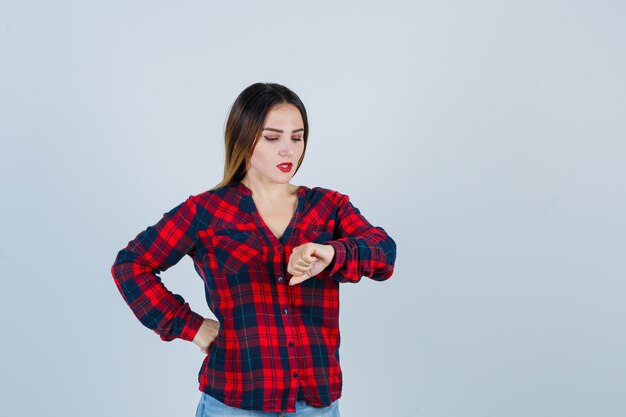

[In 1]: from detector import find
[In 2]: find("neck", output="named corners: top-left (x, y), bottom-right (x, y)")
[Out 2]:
top-left (241, 178), bottom-right (296, 201)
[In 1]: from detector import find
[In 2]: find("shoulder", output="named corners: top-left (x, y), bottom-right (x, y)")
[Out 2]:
top-left (192, 183), bottom-right (237, 204)
top-left (172, 184), bottom-right (237, 220)
top-left (306, 185), bottom-right (350, 207)
top-left (310, 185), bottom-right (343, 197)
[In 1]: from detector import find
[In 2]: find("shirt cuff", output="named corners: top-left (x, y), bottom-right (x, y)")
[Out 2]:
top-left (316, 240), bottom-right (346, 280)
top-left (171, 311), bottom-right (205, 342)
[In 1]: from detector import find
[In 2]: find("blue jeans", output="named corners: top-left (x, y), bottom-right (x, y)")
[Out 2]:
top-left (195, 392), bottom-right (341, 417)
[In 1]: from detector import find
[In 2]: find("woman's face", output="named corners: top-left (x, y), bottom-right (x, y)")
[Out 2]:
top-left (246, 103), bottom-right (305, 186)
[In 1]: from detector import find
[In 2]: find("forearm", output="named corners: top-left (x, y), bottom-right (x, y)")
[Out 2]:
top-left (110, 195), bottom-right (204, 341)
top-left (316, 228), bottom-right (397, 283)
top-left (111, 253), bottom-right (204, 341)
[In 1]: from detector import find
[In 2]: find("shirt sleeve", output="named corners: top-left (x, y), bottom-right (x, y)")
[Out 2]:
top-left (316, 193), bottom-right (397, 283)
top-left (110, 195), bottom-right (204, 342)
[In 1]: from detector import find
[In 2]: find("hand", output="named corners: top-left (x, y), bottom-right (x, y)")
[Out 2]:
top-left (287, 243), bottom-right (335, 286)
top-left (192, 318), bottom-right (220, 354)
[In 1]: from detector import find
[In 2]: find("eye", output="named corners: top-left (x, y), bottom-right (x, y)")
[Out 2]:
top-left (264, 136), bottom-right (279, 141)
top-left (292, 137), bottom-right (302, 141)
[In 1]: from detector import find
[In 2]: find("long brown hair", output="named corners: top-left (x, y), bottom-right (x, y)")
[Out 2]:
top-left (210, 82), bottom-right (309, 191)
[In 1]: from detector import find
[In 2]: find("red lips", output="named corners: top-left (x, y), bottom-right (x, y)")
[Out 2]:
top-left (277, 162), bottom-right (292, 172)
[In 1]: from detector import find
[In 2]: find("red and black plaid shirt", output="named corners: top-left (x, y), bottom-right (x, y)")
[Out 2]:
top-left (110, 181), bottom-right (397, 412)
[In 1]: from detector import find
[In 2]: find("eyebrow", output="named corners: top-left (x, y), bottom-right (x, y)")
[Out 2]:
top-left (263, 127), bottom-right (305, 133)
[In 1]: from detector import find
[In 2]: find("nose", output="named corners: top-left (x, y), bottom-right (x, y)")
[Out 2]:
top-left (279, 142), bottom-right (295, 157)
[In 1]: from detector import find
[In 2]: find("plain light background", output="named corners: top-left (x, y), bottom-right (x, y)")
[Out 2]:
top-left (1, 1), bottom-right (625, 416)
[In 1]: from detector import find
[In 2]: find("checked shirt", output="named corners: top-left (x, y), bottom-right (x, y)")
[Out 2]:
top-left (111, 181), bottom-right (397, 412)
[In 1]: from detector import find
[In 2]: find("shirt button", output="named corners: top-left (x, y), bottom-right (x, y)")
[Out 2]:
top-left (283, 308), bottom-right (288, 315)
top-left (292, 372), bottom-right (298, 378)
top-left (288, 341), bottom-right (294, 347)
top-left (277, 276), bottom-right (284, 283)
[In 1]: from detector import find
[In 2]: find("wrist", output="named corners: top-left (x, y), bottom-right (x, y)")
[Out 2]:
top-left (326, 244), bottom-right (336, 262)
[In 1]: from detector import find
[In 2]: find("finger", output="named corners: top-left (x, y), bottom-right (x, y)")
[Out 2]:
top-left (288, 264), bottom-right (309, 275)
top-left (301, 246), bottom-right (317, 263)
top-left (289, 275), bottom-right (304, 286)
top-left (296, 258), bottom-right (312, 268)
top-left (290, 249), bottom-right (313, 266)
top-left (289, 271), bottom-right (311, 286)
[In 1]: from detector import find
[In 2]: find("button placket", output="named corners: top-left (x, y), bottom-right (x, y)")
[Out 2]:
top-left (261, 211), bottom-right (300, 412)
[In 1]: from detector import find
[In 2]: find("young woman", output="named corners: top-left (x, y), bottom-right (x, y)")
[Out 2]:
top-left (111, 82), bottom-right (397, 416)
